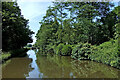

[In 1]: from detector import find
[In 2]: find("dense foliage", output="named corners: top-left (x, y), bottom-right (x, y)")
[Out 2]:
top-left (35, 2), bottom-right (119, 68)
top-left (2, 2), bottom-right (34, 51)
top-left (55, 44), bottom-right (72, 56)
top-left (36, 2), bottom-right (118, 52)
top-left (89, 40), bottom-right (120, 69)
top-left (71, 43), bottom-right (95, 60)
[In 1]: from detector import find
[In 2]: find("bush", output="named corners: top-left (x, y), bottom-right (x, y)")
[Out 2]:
top-left (55, 43), bottom-right (73, 56)
top-left (10, 48), bottom-right (28, 57)
top-left (61, 45), bottom-right (72, 56)
top-left (89, 39), bottom-right (120, 69)
top-left (71, 42), bottom-right (95, 60)
top-left (56, 43), bottom-right (64, 55)
top-left (1, 52), bottom-right (11, 61)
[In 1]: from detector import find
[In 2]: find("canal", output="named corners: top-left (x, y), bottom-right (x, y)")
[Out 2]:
top-left (2, 50), bottom-right (119, 78)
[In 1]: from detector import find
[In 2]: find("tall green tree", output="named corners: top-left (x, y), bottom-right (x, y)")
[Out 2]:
top-left (2, 2), bottom-right (34, 51)
top-left (62, 19), bottom-right (72, 44)
top-left (35, 2), bottom-right (117, 52)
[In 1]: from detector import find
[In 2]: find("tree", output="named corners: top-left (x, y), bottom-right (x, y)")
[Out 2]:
top-left (2, 2), bottom-right (34, 51)
top-left (35, 2), bottom-right (117, 53)
top-left (62, 19), bottom-right (72, 44)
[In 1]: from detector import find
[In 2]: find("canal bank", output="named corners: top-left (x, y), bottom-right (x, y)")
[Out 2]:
top-left (1, 49), bottom-right (28, 64)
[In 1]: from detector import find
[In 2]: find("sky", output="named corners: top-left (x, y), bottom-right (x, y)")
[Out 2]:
top-left (17, 1), bottom-right (119, 44)
top-left (17, 1), bottom-right (53, 44)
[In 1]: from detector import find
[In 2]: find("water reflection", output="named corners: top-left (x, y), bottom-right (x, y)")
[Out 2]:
top-left (26, 50), bottom-right (42, 78)
top-left (2, 57), bottom-right (32, 78)
top-left (2, 50), bottom-right (119, 78)
top-left (36, 54), bottom-right (119, 78)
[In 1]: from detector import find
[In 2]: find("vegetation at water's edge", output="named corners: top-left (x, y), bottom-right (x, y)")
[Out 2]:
top-left (0, 52), bottom-right (11, 62)
top-left (1, 2), bottom-right (34, 62)
top-left (1, 49), bottom-right (28, 63)
top-left (89, 40), bottom-right (120, 69)
top-left (35, 2), bottom-right (120, 69)
top-left (71, 39), bottom-right (120, 69)
top-left (1, 1), bottom-right (119, 69)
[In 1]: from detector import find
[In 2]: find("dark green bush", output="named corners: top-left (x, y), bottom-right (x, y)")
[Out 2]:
top-left (56, 43), bottom-right (64, 55)
top-left (55, 43), bottom-right (73, 56)
top-left (61, 45), bottom-right (72, 56)
top-left (71, 39), bottom-right (119, 69)
top-left (71, 42), bottom-right (95, 60)
top-left (10, 48), bottom-right (28, 57)
top-left (89, 39), bottom-right (120, 69)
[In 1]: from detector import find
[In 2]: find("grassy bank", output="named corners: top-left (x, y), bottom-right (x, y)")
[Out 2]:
top-left (0, 52), bottom-right (11, 63)
top-left (1, 48), bottom-right (28, 63)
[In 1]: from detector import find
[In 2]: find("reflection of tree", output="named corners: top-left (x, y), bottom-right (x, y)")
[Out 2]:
top-left (36, 54), bottom-right (73, 78)
top-left (71, 60), bottom-right (118, 78)
top-left (2, 58), bottom-right (33, 78)
top-left (36, 54), bottom-right (118, 78)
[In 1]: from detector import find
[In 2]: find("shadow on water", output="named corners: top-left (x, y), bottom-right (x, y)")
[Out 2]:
top-left (2, 57), bottom-right (33, 78)
top-left (2, 50), bottom-right (119, 78)
top-left (2, 50), bottom-right (34, 78)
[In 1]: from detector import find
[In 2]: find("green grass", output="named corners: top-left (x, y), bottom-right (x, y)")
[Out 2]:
top-left (0, 52), bottom-right (11, 61)
top-left (1, 48), bottom-right (28, 63)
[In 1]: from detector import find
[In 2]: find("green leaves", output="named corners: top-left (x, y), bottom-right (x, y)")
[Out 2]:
top-left (89, 40), bottom-right (119, 69)
top-left (55, 43), bottom-right (72, 56)
top-left (71, 42), bottom-right (94, 60)
top-left (2, 2), bottom-right (34, 51)
top-left (35, 2), bottom-right (119, 69)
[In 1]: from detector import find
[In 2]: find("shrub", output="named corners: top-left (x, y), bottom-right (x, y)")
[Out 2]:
top-left (89, 39), bottom-right (120, 69)
top-left (1, 52), bottom-right (11, 61)
top-left (56, 43), bottom-right (64, 55)
top-left (10, 48), bottom-right (28, 57)
top-left (61, 45), bottom-right (72, 56)
top-left (71, 42), bottom-right (95, 60)
top-left (55, 43), bottom-right (73, 56)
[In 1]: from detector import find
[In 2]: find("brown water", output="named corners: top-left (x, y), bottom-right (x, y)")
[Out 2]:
top-left (2, 50), bottom-right (119, 78)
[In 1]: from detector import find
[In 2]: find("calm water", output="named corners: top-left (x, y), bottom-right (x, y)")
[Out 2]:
top-left (2, 50), bottom-right (119, 78)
